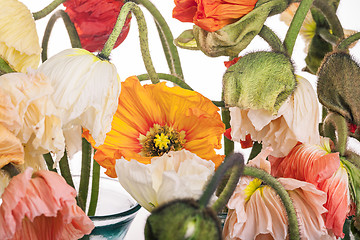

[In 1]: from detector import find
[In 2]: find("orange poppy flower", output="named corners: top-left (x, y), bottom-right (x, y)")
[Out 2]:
top-left (84, 76), bottom-right (225, 177)
top-left (173, 0), bottom-right (258, 32)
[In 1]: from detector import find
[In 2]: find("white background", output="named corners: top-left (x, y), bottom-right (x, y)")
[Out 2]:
top-left (19, 0), bottom-right (360, 239)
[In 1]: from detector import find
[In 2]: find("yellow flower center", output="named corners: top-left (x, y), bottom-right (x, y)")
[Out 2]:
top-left (138, 124), bottom-right (186, 157)
top-left (244, 178), bottom-right (263, 202)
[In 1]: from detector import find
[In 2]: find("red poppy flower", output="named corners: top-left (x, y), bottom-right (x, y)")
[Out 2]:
top-left (64, 0), bottom-right (131, 52)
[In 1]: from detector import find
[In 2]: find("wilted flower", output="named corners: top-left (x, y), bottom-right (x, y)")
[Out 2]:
top-left (0, 0), bottom-right (41, 72)
top-left (269, 138), bottom-right (351, 238)
top-left (37, 48), bottom-right (121, 150)
top-left (0, 71), bottom-right (64, 164)
top-left (84, 76), bottom-right (224, 177)
top-left (229, 75), bottom-right (320, 157)
top-left (64, 0), bottom-right (131, 52)
top-left (0, 168), bottom-right (94, 239)
top-left (173, 0), bottom-right (258, 32)
top-left (223, 148), bottom-right (333, 239)
top-left (115, 149), bottom-right (215, 212)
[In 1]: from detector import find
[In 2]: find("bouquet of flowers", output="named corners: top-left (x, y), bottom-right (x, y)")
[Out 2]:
top-left (0, 0), bottom-right (360, 239)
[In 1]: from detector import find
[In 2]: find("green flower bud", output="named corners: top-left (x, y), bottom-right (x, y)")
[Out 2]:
top-left (223, 51), bottom-right (296, 114)
top-left (145, 199), bottom-right (221, 240)
top-left (192, 0), bottom-right (288, 57)
top-left (317, 52), bottom-right (360, 125)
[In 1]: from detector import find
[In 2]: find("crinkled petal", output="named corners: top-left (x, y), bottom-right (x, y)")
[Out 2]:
top-left (0, 124), bottom-right (24, 168)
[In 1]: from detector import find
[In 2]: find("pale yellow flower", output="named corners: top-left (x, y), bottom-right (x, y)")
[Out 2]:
top-left (0, 0), bottom-right (41, 72)
top-left (37, 48), bottom-right (121, 149)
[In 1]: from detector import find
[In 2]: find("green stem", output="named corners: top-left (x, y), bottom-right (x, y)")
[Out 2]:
top-left (258, 25), bottom-right (286, 53)
top-left (243, 166), bottom-right (300, 240)
top-left (221, 108), bottom-right (234, 156)
top-left (212, 101), bottom-right (225, 108)
top-left (42, 10), bottom-right (81, 62)
top-left (1, 163), bottom-right (19, 177)
top-left (137, 73), bottom-right (190, 89)
top-left (198, 153), bottom-right (244, 211)
top-left (59, 151), bottom-right (75, 189)
top-left (131, 0), bottom-right (184, 79)
top-left (248, 142), bottom-right (262, 160)
top-left (78, 138), bottom-right (92, 211)
top-left (87, 159), bottom-right (100, 216)
top-left (323, 112), bottom-right (348, 156)
top-left (32, 0), bottom-right (66, 20)
top-left (313, 0), bottom-right (344, 39)
top-left (99, 2), bottom-right (159, 84)
top-left (338, 32), bottom-right (360, 50)
top-left (43, 153), bottom-right (57, 173)
top-left (0, 58), bottom-right (14, 74)
top-left (318, 28), bottom-right (339, 46)
top-left (283, 0), bottom-right (314, 56)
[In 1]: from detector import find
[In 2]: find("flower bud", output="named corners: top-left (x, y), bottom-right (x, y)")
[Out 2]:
top-left (223, 51), bottom-right (296, 114)
top-left (317, 52), bottom-right (360, 125)
top-left (145, 199), bottom-right (221, 240)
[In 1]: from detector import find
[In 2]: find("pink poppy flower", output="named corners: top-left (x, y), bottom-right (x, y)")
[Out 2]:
top-left (0, 168), bottom-right (94, 239)
top-left (269, 138), bottom-right (351, 238)
top-left (223, 148), bottom-right (334, 240)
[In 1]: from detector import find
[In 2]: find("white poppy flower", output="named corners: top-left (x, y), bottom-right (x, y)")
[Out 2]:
top-left (115, 149), bottom-right (216, 212)
top-left (230, 75), bottom-right (320, 157)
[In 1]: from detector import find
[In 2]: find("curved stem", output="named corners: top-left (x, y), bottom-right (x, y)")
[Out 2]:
top-left (323, 112), bottom-right (348, 156)
top-left (131, 0), bottom-right (184, 79)
top-left (259, 25), bottom-right (286, 53)
top-left (0, 58), bottom-right (14, 75)
top-left (137, 73), bottom-right (191, 90)
top-left (42, 10), bottom-right (81, 62)
top-left (100, 2), bottom-right (159, 84)
top-left (78, 138), bottom-right (92, 211)
top-left (284, 0), bottom-right (314, 56)
top-left (198, 153), bottom-right (244, 211)
top-left (338, 32), bottom-right (360, 50)
top-left (313, 0), bottom-right (344, 39)
top-left (87, 159), bottom-right (100, 216)
top-left (318, 28), bottom-right (339, 46)
top-left (43, 153), bottom-right (57, 173)
top-left (32, 0), bottom-right (66, 20)
top-left (243, 166), bottom-right (300, 240)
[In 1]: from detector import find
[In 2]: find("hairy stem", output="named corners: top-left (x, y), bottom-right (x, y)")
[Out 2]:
top-left (33, 0), bottom-right (66, 20)
top-left (338, 32), bottom-right (360, 50)
top-left (259, 25), bottom-right (286, 53)
top-left (323, 112), bottom-right (348, 156)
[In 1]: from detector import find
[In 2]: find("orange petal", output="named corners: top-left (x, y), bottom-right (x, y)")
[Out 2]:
top-left (0, 123), bottom-right (24, 168)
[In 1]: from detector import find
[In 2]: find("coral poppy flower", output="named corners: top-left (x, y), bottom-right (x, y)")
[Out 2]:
top-left (84, 76), bottom-right (225, 177)
top-left (173, 0), bottom-right (258, 32)
top-left (269, 138), bottom-right (351, 238)
top-left (0, 168), bottom-right (94, 239)
top-left (0, 0), bottom-right (41, 72)
top-left (229, 75), bottom-right (320, 157)
top-left (64, 0), bottom-right (131, 52)
top-left (115, 149), bottom-right (215, 212)
top-left (37, 48), bottom-right (120, 152)
top-left (223, 148), bottom-right (333, 240)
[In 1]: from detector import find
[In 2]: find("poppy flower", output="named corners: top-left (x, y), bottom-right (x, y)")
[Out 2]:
top-left (84, 76), bottom-right (225, 177)
top-left (0, 70), bottom-right (64, 164)
top-left (269, 138), bottom-right (351, 238)
top-left (115, 149), bottom-right (216, 212)
top-left (223, 148), bottom-right (333, 240)
top-left (0, 168), bottom-right (94, 239)
top-left (173, 0), bottom-right (258, 32)
top-left (0, 0), bottom-right (41, 72)
top-left (37, 48), bottom-right (120, 152)
top-left (64, 0), bottom-right (131, 52)
top-left (229, 75), bottom-right (320, 157)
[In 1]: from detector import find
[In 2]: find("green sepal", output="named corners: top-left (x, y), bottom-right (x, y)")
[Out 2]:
top-left (317, 52), bottom-right (360, 125)
top-left (223, 51), bottom-right (296, 114)
top-left (144, 199), bottom-right (221, 240)
top-left (174, 29), bottom-right (200, 50)
top-left (304, 34), bottom-right (333, 74)
top-left (192, 0), bottom-right (288, 57)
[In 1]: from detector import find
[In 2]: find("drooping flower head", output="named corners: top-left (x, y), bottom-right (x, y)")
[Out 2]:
top-left (115, 149), bottom-right (215, 212)
top-left (173, 0), bottom-right (258, 32)
top-left (37, 48), bottom-right (121, 151)
top-left (0, 168), bottom-right (94, 239)
top-left (64, 0), bottom-right (131, 52)
top-left (0, 0), bottom-right (41, 72)
top-left (84, 76), bottom-right (225, 177)
top-left (269, 138), bottom-right (351, 238)
top-left (223, 148), bottom-right (333, 240)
